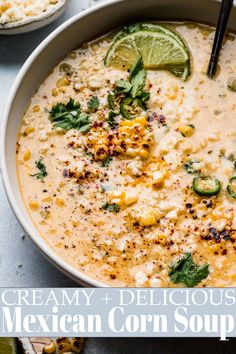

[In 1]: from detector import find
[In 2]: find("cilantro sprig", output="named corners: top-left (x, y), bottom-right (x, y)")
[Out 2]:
top-left (109, 56), bottom-right (150, 121)
top-left (168, 253), bottom-right (209, 287)
top-left (31, 158), bottom-right (48, 180)
top-left (49, 98), bottom-right (91, 133)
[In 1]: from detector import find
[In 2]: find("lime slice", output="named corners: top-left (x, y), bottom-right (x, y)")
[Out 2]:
top-left (114, 23), bottom-right (187, 49)
top-left (105, 26), bottom-right (191, 80)
top-left (0, 339), bottom-right (17, 354)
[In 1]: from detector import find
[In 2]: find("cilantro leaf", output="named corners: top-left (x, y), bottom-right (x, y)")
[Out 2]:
top-left (129, 56), bottom-right (144, 81)
top-left (31, 158), bottom-right (48, 180)
top-left (87, 96), bottom-right (99, 112)
top-left (130, 57), bottom-right (147, 98)
top-left (102, 203), bottom-right (120, 213)
top-left (102, 156), bottom-right (113, 167)
top-left (49, 98), bottom-right (91, 133)
top-left (169, 253), bottom-right (209, 287)
top-left (115, 80), bottom-right (132, 94)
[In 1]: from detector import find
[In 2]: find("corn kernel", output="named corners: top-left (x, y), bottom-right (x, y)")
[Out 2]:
top-left (152, 171), bottom-right (165, 186)
top-left (55, 198), bottom-right (65, 207)
top-left (124, 191), bottom-right (138, 206)
top-left (138, 209), bottom-right (158, 227)
top-left (139, 149), bottom-right (150, 159)
top-left (178, 125), bottom-right (194, 137)
top-left (33, 105), bottom-right (40, 112)
top-left (56, 77), bottom-right (70, 88)
top-left (51, 88), bottom-right (58, 97)
top-left (43, 341), bottom-right (56, 354)
top-left (126, 148), bottom-right (138, 157)
top-left (209, 243), bottom-right (222, 253)
top-left (109, 191), bottom-right (126, 205)
top-left (29, 200), bottom-right (39, 211)
top-left (121, 116), bottom-right (147, 127)
top-left (0, 3), bottom-right (11, 12)
top-left (23, 127), bottom-right (35, 136)
top-left (110, 191), bottom-right (125, 199)
top-left (56, 338), bottom-right (71, 353)
top-left (23, 150), bottom-right (31, 161)
top-left (42, 196), bottom-right (52, 203)
top-left (166, 85), bottom-right (179, 100)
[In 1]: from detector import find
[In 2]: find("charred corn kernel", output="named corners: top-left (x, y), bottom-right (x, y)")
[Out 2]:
top-left (56, 77), bottom-right (70, 88)
top-left (121, 116), bottom-right (147, 127)
top-left (29, 200), bottom-right (39, 211)
top-left (71, 337), bottom-right (85, 353)
top-left (55, 198), bottom-right (65, 207)
top-left (56, 338), bottom-right (71, 353)
top-left (178, 125), bottom-right (194, 137)
top-left (43, 341), bottom-right (56, 354)
top-left (42, 196), bottom-right (52, 203)
top-left (33, 105), bottom-right (40, 112)
top-left (124, 191), bottom-right (138, 206)
top-left (152, 171), bottom-right (165, 186)
top-left (23, 150), bottom-right (31, 161)
top-left (52, 88), bottom-right (59, 97)
top-left (23, 127), bottom-right (35, 136)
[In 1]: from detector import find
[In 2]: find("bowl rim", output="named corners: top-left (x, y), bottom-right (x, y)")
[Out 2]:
top-left (1, 0), bottom-right (229, 288)
top-left (0, 0), bottom-right (68, 31)
top-left (1, 0), bottom-right (123, 288)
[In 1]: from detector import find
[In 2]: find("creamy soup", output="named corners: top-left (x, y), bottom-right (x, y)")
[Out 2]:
top-left (17, 23), bottom-right (236, 287)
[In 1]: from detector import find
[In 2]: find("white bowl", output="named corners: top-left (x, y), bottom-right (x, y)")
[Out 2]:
top-left (0, 0), bottom-right (68, 35)
top-left (1, 0), bottom-right (236, 287)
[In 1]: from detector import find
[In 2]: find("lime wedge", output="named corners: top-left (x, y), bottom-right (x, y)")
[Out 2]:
top-left (0, 339), bottom-right (17, 354)
top-left (105, 25), bottom-right (191, 80)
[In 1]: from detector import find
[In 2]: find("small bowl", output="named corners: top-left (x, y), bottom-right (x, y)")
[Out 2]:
top-left (0, 0), bottom-right (69, 35)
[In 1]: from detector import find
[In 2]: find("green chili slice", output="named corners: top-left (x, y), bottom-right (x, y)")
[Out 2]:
top-left (120, 97), bottom-right (144, 120)
top-left (193, 176), bottom-right (221, 196)
top-left (227, 177), bottom-right (236, 199)
top-left (120, 97), bottom-right (134, 119)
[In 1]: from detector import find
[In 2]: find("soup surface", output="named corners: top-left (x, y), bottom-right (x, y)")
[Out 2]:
top-left (17, 23), bottom-right (236, 287)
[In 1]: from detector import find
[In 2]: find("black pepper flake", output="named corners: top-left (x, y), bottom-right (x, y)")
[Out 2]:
top-left (186, 203), bottom-right (193, 209)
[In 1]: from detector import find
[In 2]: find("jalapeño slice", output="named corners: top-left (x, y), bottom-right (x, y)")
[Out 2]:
top-left (227, 177), bottom-right (236, 199)
top-left (193, 176), bottom-right (221, 196)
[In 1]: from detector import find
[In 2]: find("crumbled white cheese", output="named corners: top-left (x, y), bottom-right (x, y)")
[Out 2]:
top-left (134, 271), bottom-right (148, 287)
top-left (126, 159), bottom-right (143, 177)
top-left (0, 0), bottom-right (59, 24)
